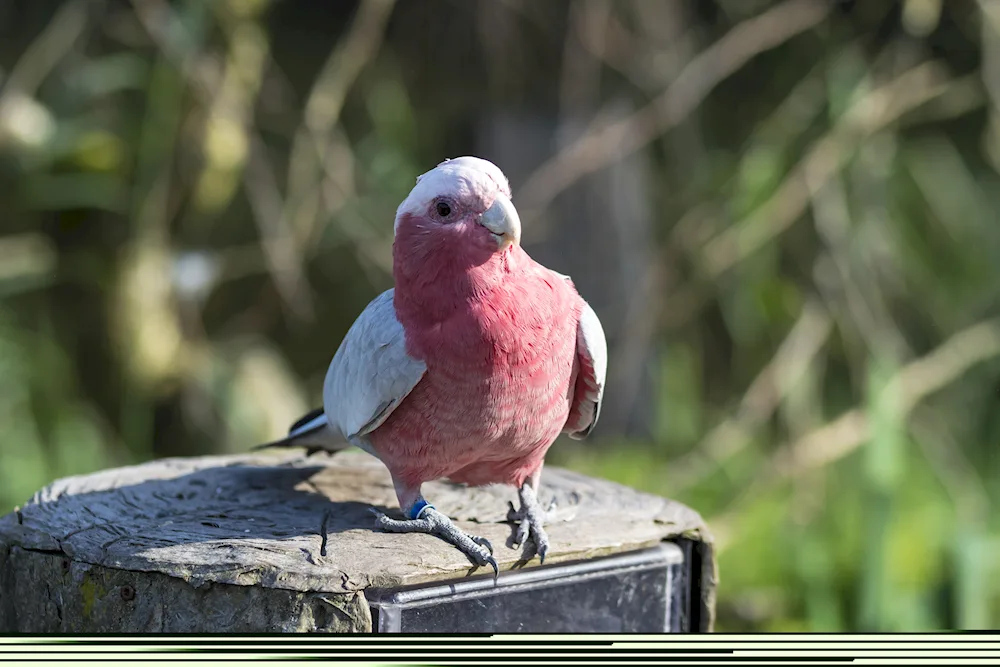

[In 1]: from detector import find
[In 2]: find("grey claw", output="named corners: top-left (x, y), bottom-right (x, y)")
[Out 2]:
top-left (511, 484), bottom-right (551, 564)
top-left (465, 539), bottom-right (497, 579)
top-left (472, 535), bottom-right (494, 555)
top-left (375, 506), bottom-right (499, 575)
top-left (514, 519), bottom-right (529, 548)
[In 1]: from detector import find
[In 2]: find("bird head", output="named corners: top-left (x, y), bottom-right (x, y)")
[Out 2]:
top-left (393, 156), bottom-right (521, 257)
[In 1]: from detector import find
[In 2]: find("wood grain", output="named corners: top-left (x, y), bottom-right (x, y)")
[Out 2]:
top-left (0, 450), bottom-right (715, 632)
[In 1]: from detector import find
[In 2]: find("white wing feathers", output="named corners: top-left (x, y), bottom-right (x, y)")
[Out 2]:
top-left (323, 288), bottom-right (427, 444)
top-left (566, 300), bottom-right (608, 439)
top-left (287, 410), bottom-right (327, 438)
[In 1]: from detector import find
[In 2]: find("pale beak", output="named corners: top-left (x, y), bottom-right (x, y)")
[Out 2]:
top-left (478, 193), bottom-right (521, 249)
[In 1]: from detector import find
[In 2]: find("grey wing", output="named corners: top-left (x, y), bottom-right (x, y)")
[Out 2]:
top-left (322, 288), bottom-right (427, 449)
top-left (565, 300), bottom-right (608, 440)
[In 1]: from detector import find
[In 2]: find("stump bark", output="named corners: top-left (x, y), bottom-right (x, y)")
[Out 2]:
top-left (0, 451), bottom-right (715, 632)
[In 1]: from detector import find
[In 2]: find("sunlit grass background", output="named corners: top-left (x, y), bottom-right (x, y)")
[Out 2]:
top-left (1, 0), bottom-right (999, 631)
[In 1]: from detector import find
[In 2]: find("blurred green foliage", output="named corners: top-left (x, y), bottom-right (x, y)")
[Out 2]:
top-left (1, 0), bottom-right (998, 632)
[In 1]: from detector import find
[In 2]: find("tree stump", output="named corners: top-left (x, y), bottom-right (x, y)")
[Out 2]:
top-left (0, 451), bottom-right (716, 633)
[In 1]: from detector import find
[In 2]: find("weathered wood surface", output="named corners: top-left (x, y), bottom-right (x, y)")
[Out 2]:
top-left (0, 451), bottom-right (715, 632)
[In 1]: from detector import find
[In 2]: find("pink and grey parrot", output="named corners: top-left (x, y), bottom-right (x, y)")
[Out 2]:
top-left (259, 156), bottom-right (607, 576)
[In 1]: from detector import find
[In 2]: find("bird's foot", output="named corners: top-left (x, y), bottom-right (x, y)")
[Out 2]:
top-left (371, 506), bottom-right (498, 580)
top-left (506, 485), bottom-right (553, 564)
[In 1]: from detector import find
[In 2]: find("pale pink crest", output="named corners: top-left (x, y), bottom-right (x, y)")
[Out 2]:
top-left (395, 156), bottom-right (511, 232)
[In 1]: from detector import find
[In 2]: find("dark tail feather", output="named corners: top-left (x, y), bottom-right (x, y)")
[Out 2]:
top-left (288, 407), bottom-right (325, 435)
top-left (251, 407), bottom-right (349, 457)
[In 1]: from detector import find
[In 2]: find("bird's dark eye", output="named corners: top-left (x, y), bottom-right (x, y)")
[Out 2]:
top-left (436, 201), bottom-right (452, 217)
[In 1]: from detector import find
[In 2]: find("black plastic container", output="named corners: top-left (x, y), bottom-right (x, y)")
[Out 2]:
top-left (367, 541), bottom-right (696, 633)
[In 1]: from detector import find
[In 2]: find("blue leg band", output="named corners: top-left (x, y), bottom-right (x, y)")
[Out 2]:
top-left (408, 498), bottom-right (434, 520)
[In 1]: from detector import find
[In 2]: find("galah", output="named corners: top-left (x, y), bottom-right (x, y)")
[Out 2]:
top-left (258, 156), bottom-right (608, 577)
